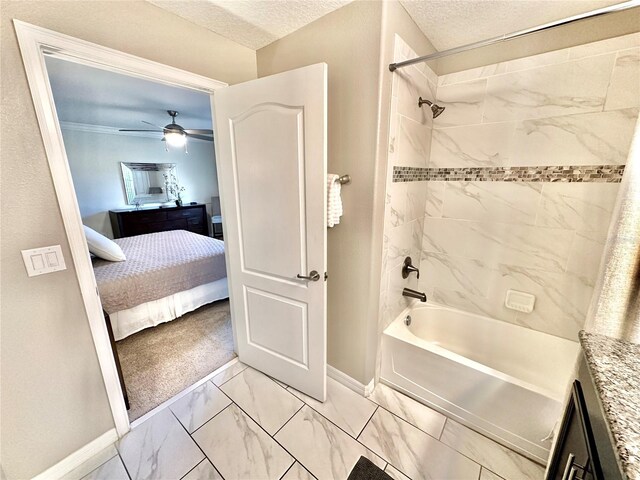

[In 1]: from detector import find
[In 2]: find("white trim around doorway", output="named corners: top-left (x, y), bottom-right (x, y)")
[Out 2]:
top-left (14, 20), bottom-right (228, 437)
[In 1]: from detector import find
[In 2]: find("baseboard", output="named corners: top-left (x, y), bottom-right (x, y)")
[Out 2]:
top-left (327, 365), bottom-right (376, 397)
top-left (31, 429), bottom-right (118, 480)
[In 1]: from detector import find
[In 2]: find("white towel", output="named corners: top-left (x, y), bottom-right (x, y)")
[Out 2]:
top-left (327, 174), bottom-right (343, 228)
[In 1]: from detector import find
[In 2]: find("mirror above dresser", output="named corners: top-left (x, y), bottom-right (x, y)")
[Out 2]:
top-left (121, 162), bottom-right (176, 206)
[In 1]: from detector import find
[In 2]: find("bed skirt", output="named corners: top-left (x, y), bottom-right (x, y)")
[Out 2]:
top-left (109, 277), bottom-right (229, 341)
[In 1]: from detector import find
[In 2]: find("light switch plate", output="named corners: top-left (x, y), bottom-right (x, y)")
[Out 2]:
top-left (21, 245), bottom-right (66, 277)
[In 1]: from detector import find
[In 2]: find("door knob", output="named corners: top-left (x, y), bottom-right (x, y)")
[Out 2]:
top-left (297, 270), bottom-right (321, 281)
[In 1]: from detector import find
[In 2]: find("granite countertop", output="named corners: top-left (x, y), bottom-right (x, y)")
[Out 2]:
top-left (579, 331), bottom-right (640, 480)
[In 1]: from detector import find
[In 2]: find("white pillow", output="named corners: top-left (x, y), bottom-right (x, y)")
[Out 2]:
top-left (83, 225), bottom-right (126, 262)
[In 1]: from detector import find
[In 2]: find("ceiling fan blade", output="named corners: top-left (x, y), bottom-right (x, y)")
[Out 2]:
top-left (184, 129), bottom-right (213, 135)
top-left (119, 129), bottom-right (163, 132)
top-left (187, 133), bottom-right (214, 142)
top-left (142, 120), bottom-right (166, 129)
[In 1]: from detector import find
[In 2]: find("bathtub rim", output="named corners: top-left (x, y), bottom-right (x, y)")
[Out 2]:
top-left (384, 300), bottom-right (580, 403)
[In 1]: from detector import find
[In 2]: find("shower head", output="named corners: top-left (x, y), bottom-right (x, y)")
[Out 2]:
top-left (418, 97), bottom-right (446, 118)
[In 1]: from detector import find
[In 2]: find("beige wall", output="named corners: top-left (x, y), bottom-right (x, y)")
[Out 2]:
top-left (0, 2), bottom-right (256, 478)
top-left (257, 0), bottom-right (436, 383)
top-left (257, 1), bottom-right (384, 383)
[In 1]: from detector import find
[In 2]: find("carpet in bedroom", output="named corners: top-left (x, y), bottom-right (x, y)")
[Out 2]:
top-left (116, 299), bottom-right (235, 422)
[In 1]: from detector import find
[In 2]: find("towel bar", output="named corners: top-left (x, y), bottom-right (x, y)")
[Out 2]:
top-left (337, 175), bottom-right (351, 185)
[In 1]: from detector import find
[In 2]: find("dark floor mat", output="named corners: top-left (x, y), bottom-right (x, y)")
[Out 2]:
top-left (347, 456), bottom-right (393, 480)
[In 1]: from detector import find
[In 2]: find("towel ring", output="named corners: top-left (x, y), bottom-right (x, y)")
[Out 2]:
top-left (337, 175), bottom-right (351, 185)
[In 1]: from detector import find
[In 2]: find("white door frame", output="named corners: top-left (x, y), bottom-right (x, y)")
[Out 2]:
top-left (14, 20), bottom-right (228, 437)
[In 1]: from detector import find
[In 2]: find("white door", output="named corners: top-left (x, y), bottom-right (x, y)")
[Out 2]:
top-left (214, 64), bottom-right (327, 401)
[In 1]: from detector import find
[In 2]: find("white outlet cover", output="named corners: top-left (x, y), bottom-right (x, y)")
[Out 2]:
top-left (21, 245), bottom-right (66, 277)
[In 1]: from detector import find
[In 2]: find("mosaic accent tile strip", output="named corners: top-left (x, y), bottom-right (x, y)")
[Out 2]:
top-left (392, 165), bottom-right (625, 183)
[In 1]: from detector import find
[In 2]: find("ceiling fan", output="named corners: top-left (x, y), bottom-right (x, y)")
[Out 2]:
top-left (119, 110), bottom-right (213, 149)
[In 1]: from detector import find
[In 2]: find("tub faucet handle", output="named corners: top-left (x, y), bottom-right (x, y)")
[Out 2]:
top-left (402, 256), bottom-right (420, 279)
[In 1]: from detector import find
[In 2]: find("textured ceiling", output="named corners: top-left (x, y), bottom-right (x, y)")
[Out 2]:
top-left (45, 56), bottom-right (212, 132)
top-left (147, 0), bottom-right (352, 50)
top-left (148, 0), bottom-right (624, 53)
top-left (399, 0), bottom-right (623, 51)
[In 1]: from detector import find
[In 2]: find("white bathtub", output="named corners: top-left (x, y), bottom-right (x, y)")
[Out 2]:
top-left (380, 303), bottom-right (580, 463)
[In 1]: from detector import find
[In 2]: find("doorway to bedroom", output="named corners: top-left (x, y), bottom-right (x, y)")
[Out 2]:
top-left (44, 54), bottom-right (235, 422)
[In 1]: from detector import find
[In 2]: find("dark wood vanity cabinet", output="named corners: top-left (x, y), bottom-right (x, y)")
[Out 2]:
top-left (110, 204), bottom-right (208, 238)
top-left (546, 381), bottom-right (603, 480)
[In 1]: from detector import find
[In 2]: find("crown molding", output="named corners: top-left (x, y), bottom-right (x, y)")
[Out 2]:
top-left (59, 121), bottom-right (162, 139)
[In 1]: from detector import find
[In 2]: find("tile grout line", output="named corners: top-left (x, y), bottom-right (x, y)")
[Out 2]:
top-left (116, 452), bottom-right (133, 480)
top-left (185, 394), bottom-right (234, 436)
top-left (210, 372), bottom-right (328, 478)
top-left (214, 363), bottom-right (248, 387)
top-left (353, 406), bottom-right (424, 480)
top-left (297, 402), bottom-right (388, 474)
top-left (81, 452), bottom-right (124, 480)
top-left (355, 405), bottom-right (379, 440)
top-left (169, 407), bottom-right (227, 480)
top-left (271, 398), bottom-right (387, 477)
top-left (371, 401), bottom-right (444, 442)
top-left (436, 421), bottom-right (507, 477)
top-left (179, 459), bottom-right (206, 480)
top-left (482, 466), bottom-right (507, 480)
top-left (273, 403), bottom-right (306, 438)
top-left (226, 398), bottom-right (310, 478)
top-left (219, 369), bottom-right (306, 438)
top-left (278, 460), bottom-right (318, 480)
top-left (300, 400), bottom-right (380, 451)
top-left (361, 402), bottom-right (490, 479)
top-left (278, 461), bottom-right (296, 480)
top-left (439, 417), bottom-right (448, 440)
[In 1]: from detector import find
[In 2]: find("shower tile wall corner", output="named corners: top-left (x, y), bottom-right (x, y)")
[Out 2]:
top-left (379, 35), bottom-right (437, 340)
top-left (380, 32), bottom-right (640, 345)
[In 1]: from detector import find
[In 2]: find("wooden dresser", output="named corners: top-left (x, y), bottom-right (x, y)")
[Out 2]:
top-left (109, 204), bottom-right (208, 238)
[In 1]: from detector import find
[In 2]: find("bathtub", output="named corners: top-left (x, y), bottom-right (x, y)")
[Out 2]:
top-left (380, 303), bottom-right (580, 463)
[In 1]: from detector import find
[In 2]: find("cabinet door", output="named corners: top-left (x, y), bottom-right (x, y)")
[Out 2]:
top-left (547, 381), bottom-right (602, 480)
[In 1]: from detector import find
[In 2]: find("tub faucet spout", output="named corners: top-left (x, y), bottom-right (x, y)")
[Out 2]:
top-left (403, 288), bottom-right (427, 302)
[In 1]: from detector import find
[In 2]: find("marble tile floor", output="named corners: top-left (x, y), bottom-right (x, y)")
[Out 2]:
top-left (82, 363), bottom-right (546, 480)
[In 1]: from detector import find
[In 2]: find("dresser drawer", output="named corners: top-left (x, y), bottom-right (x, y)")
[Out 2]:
top-left (167, 209), bottom-right (202, 220)
top-left (132, 211), bottom-right (168, 223)
top-left (148, 219), bottom-right (187, 232)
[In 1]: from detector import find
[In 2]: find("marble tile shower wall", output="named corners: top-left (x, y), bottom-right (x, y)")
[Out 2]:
top-left (422, 33), bottom-right (640, 340)
top-left (379, 36), bottom-right (437, 341)
top-left (380, 33), bottom-right (640, 345)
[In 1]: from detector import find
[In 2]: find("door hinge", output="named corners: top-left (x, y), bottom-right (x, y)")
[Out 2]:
top-left (324, 272), bottom-right (328, 281)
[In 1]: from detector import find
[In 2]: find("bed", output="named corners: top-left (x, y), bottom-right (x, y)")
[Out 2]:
top-left (92, 229), bottom-right (228, 340)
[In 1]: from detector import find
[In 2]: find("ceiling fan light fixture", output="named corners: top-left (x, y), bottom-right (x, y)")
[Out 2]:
top-left (165, 131), bottom-right (186, 148)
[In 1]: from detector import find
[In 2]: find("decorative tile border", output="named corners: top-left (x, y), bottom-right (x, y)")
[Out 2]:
top-left (392, 165), bottom-right (625, 183)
